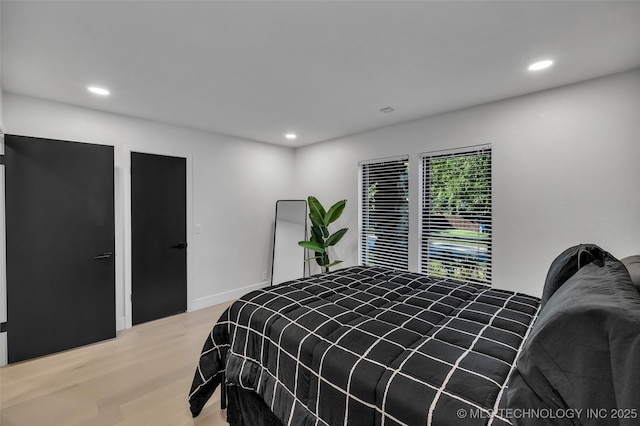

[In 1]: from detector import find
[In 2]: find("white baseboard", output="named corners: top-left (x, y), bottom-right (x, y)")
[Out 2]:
top-left (0, 332), bottom-right (7, 367)
top-left (189, 280), bottom-right (271, 312)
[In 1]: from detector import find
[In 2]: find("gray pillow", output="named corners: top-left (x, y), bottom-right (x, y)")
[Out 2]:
top-left (540, 244), bottom-right (606, 309)
top-left (621, 255), bottom-right (640, 291)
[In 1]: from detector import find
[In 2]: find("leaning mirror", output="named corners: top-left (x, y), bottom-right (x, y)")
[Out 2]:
top-left (271, 200), bottom-right (307, 286)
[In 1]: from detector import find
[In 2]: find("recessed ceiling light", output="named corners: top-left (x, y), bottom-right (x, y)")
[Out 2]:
top-left (285, 133), bottom-right (297, 140)
top-left (88, 86), bottom-right (110, 96)
top-left (528, 60), bottom-right (554, 71)
top-left (380, 107), bottom-right (395, 113)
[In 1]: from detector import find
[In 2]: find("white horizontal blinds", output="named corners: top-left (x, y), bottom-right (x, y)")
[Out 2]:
top-left (360, 157), bottom-right (409, 269)
top-left (420, 146), bottom-right (492, 284)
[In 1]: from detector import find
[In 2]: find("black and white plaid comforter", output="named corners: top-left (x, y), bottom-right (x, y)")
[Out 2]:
top-left (189, 266), bottom-right (540, 425)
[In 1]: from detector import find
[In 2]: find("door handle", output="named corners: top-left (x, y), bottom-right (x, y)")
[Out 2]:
top-left (170, 243), bottom-right (187, 249)
top-left (93, 252), bottom-right (113, 260)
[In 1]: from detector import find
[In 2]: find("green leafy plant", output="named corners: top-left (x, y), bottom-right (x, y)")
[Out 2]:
top-left (298, 196), bottom-right (348, 273)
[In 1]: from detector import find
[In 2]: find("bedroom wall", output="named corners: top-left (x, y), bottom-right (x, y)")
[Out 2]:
top-left (1, 93), bottom-right (295, 334)
top-left (293, 69), bottom-right (640, 297)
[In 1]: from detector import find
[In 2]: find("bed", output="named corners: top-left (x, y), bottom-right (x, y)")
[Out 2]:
top-left (189, 245), bottom-right (640, 425)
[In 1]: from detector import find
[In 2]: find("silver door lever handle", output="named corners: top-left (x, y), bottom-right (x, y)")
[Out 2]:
top-left (93, 252), bottom-right (113, 260)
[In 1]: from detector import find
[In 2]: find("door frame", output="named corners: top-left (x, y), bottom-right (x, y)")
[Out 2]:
top-left (122, 146), bottom-right (194, 329)
top-left (1, 132), bottom-right (7, 366)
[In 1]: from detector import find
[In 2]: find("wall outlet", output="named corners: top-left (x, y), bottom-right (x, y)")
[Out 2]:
top-left (262, 271), bottom-right (267, 281)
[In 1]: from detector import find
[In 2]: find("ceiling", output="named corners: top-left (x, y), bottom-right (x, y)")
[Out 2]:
top-left (2, 1), bottom-right (640, 147)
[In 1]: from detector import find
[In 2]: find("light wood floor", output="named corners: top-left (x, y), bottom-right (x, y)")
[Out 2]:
top-left (0, 301), bottom-right (234, 426)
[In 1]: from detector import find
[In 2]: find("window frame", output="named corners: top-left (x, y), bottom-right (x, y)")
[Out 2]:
top-left (419, 144), bottom-right (492, 284)
top-left (358, 155), bottom-right (410, 270)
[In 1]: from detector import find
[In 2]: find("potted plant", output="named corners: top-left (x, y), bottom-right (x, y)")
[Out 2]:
top-left (298, 196), bottom-right (348, 273)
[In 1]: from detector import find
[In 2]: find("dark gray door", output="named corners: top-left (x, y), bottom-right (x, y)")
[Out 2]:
top-left (5, 134), bottom-right (116, 363)
top-left (131, 152), bottom-right (187, 325)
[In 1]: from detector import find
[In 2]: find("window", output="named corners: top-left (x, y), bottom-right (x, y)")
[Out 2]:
top-left (360, 156), bottom-right (409, 269)
top-left (420, 145), bottom-right (492, 284)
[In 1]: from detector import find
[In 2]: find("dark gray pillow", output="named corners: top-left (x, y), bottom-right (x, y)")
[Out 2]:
top-left (621, 255), bottom-right (640, 292)
top-left (540, 244), bottom-right (607, 309)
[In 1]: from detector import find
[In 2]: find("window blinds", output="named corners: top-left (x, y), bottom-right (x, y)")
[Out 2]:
top-left (420, 145), bottom-right (492, 284)
top-left (360, 156), bottom-right (409, 269)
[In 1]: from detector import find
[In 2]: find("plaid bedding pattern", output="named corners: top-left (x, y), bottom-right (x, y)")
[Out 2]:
top-left (189, 266), bottom-right (540, 425)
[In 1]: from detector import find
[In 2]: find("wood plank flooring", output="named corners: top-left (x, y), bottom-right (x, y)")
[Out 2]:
top-left (0, 301), bottom-right (234, 426)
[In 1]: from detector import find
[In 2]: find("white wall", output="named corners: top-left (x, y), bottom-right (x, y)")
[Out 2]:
top-left (2, 93), bottom-right (295, 333)
top-left (293, 69), bottom-right (640, 297)
top-left (1, 69), bottom-right (638, 366)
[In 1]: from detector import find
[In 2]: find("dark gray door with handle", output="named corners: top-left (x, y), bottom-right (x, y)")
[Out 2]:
top-left (4, 134), bottom-right (116, 363)
top-left (131, 152), bottom-right (187, 325)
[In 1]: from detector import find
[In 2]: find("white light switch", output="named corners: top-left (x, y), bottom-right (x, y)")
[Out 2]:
top-left (195, 224), bottom-right (202, 234)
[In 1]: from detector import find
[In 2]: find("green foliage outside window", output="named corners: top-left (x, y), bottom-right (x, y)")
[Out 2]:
top-left (429, 153), bottom-right (491, 216)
